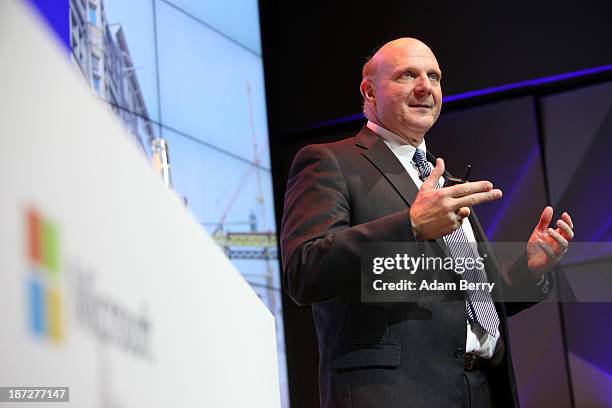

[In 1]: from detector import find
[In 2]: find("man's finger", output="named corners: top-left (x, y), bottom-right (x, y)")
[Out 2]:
top-left (548, 228), bottom-right (569, 253)
top-left (536, 206), bottom-right (553, 230)
top-left (421, 158), bottom-right (445, 190)
top-left (556, 219), bottom-right (574, 240)
top-left (453, 189), bottom-right (503, 208)
top-left (562, 212), bottom-right (574, 229)
top-left (447, 181), bottom-right (493, 198)
top-left (457, 206), bottom-right (471, 220)
top-left (537, 240), bottom-right (557, 259)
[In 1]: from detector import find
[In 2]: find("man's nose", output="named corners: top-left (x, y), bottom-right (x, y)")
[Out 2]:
top-left (414, 75), bottom-right (432, 97)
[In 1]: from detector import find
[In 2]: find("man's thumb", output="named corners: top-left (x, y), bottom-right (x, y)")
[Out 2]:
top-left (537, 206), bottom-right (553, 230)
top-left (421, 158), bottom-right (444, 189)
top-left (429, 158), bottom-right (445, 182)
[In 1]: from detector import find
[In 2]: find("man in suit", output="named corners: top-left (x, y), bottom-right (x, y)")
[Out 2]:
top-left (280, 38), bottom-right (574, 407)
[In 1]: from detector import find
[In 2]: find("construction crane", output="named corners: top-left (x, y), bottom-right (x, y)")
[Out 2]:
top-left (209, 81), bottom-right (279, 313)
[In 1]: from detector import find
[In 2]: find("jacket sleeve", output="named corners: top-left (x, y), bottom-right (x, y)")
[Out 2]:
top-left (501, 253), bottom-right (576, 317)
top-left (280, 144), bottom-right (415, 306)
top-left (500, 252), bottom-right (550, 317)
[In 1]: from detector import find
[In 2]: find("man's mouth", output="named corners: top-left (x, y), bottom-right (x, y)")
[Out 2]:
top-left (409, 103), bottom-right (432, 108)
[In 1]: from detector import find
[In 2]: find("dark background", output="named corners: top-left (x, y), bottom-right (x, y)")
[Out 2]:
top-left (261, 0), bottom-right (612, 134)
top-left (260, 1), bottom-right (612, 407)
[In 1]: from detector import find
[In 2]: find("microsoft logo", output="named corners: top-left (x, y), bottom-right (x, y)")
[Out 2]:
top-left (26, 209), bottom-right (64, 343)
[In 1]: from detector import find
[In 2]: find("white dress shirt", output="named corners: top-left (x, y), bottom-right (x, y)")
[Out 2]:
top-left (367, 121), bottom-right (500, 358)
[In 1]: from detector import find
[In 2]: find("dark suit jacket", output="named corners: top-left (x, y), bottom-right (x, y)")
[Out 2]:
top-left (280, 126), bottom-right (550, 408)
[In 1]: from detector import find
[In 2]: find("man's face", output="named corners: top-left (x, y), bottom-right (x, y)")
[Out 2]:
top-left (365, 40), bottom-right (443, 144)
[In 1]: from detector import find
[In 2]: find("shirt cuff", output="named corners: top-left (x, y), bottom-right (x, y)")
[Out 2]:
top-left (536, 273), bottom-right (550, 295)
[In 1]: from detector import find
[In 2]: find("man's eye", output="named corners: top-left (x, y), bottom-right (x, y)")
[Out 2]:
top-left (403, 72), bottom-right (416, 79)
top-left (428, 73), bottom-right (441, 82)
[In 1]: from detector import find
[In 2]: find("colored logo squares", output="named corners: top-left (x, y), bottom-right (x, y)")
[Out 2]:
top-left (26, 209), bottom-right (64, 343)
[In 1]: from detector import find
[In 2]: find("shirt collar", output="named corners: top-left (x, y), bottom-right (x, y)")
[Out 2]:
top-left (366, 120), bottom-right (427, 159)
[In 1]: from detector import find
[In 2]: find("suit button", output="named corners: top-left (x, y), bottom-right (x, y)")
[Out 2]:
top-left (454, 348), bottom-right (465, 359)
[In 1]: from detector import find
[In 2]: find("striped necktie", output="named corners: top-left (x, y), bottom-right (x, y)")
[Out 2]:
top-left (412, 149), bottom-right (500, 336)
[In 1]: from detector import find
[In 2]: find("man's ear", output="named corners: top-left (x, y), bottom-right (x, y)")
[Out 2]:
top-left (360, 79), bottom-right (375, 106)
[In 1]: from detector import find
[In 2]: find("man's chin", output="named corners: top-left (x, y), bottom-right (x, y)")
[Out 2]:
top-left (403, 118), bottom-right (435, 134)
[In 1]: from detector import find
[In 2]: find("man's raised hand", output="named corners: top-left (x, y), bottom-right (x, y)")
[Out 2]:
top-left (409, 158), bottom-right (503, 240)
top-left (526, 206), bottom-right (574, 278)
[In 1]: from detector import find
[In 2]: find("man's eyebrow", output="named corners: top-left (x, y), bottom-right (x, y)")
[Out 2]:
top-left (393, 66), bottom-right (442, 77)
top-left (393, 66), bottom-right (418, 75)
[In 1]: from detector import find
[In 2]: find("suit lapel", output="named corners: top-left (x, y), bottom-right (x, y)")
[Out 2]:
top-left (359, 131), bottom-right (420, 207)
top-left (356, 127), bottom-right (449, 255)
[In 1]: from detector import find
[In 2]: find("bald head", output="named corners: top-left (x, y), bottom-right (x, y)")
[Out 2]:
top-left (362, 38), bottom-right (436, 82)
top-left (360, 37), bottom-right (443, 145)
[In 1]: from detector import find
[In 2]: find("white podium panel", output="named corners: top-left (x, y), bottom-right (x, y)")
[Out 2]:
top-left (0, 1), bottom-right (280, 407)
